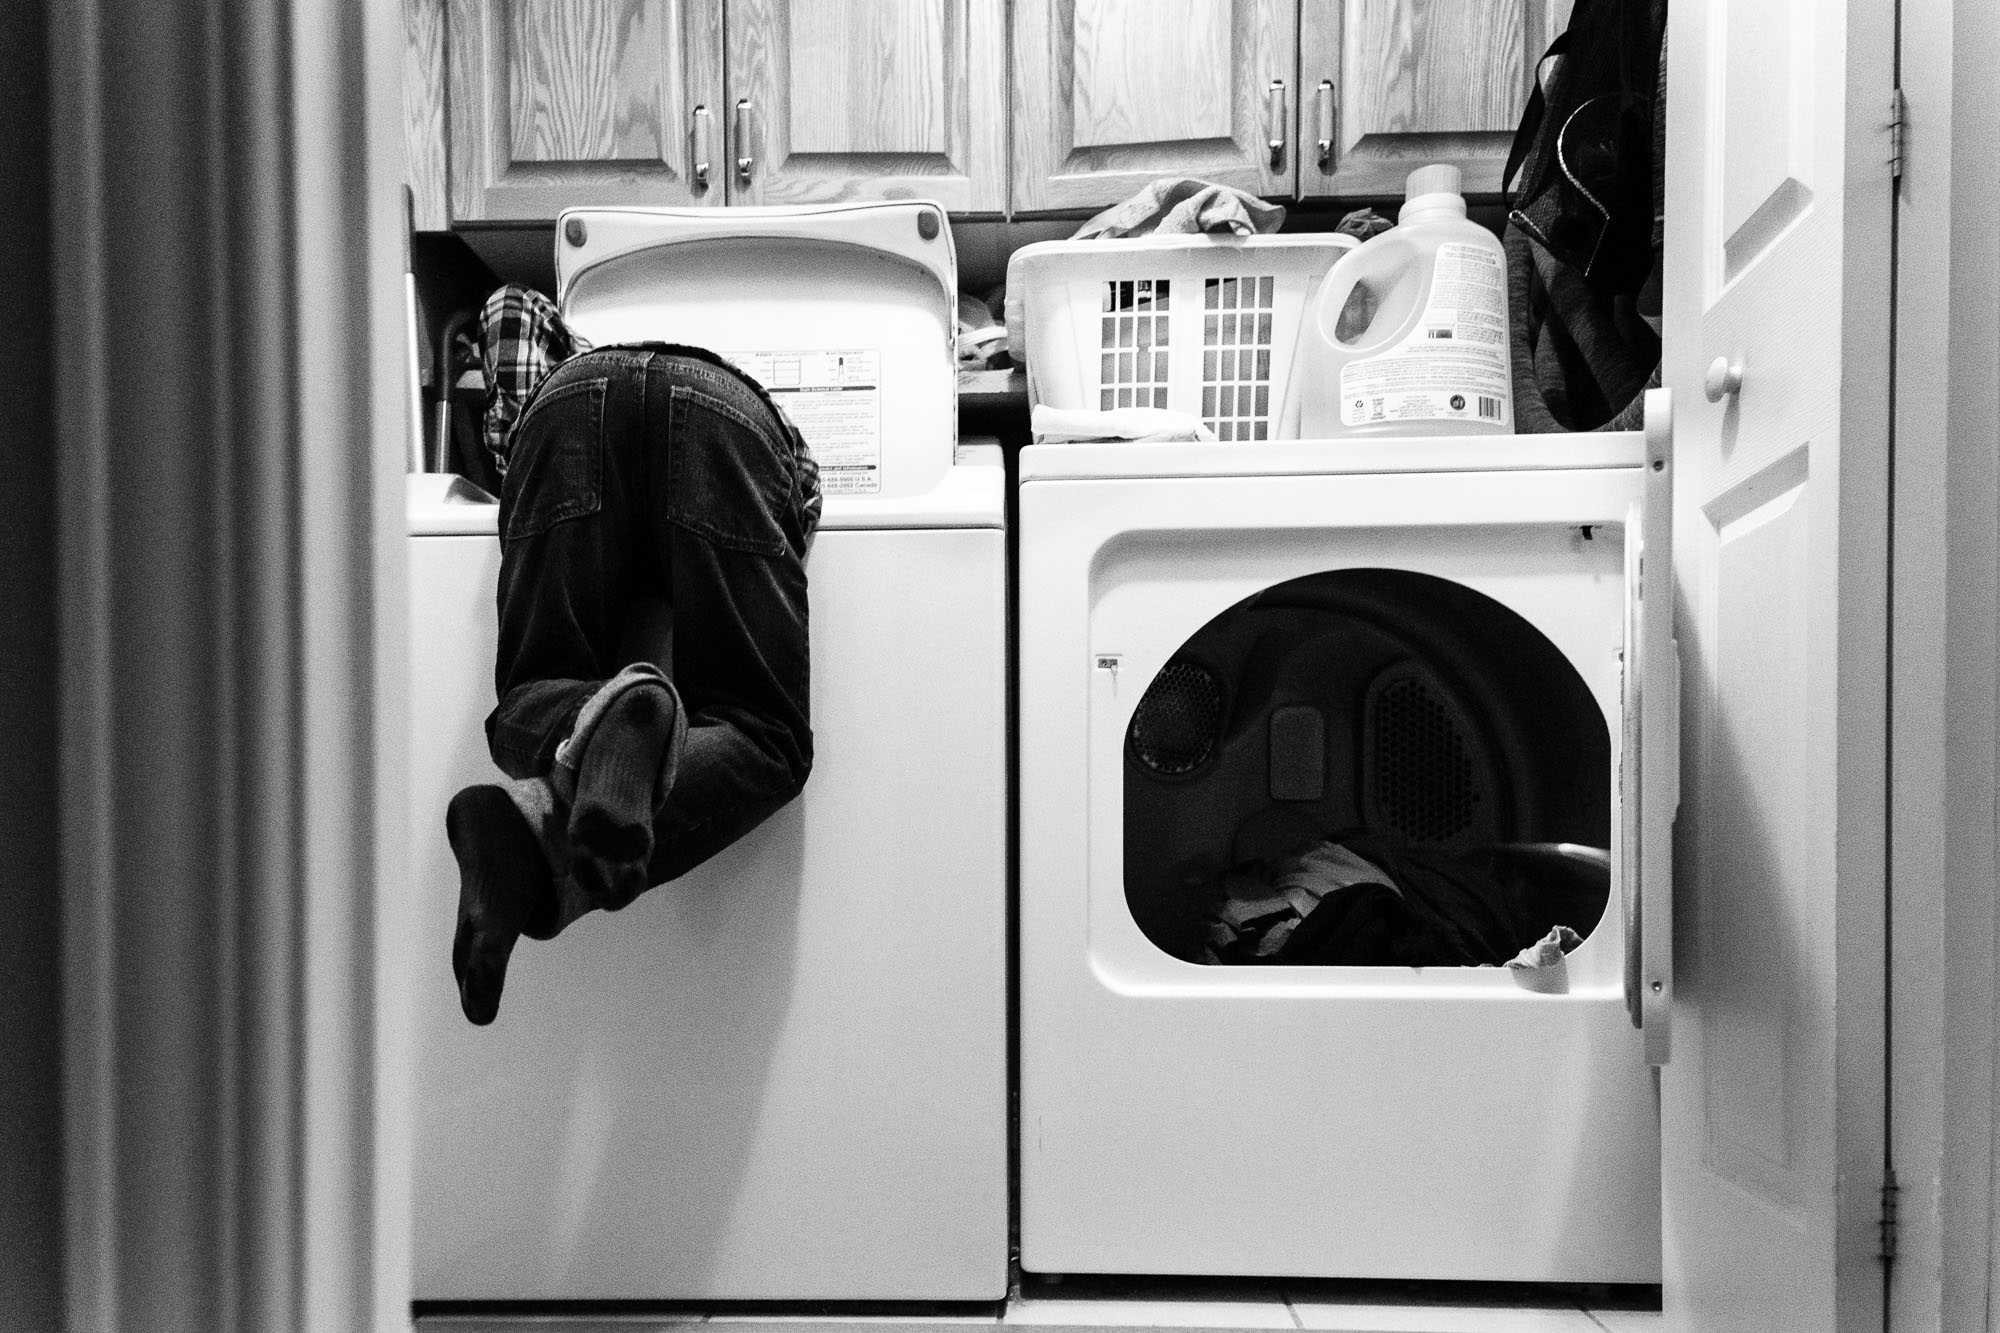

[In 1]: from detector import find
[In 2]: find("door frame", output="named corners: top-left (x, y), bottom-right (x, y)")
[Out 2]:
top-left (1886, 0), bottom-right (2000, 1327)
top-left (50, 1), bottom-right (412, 1329)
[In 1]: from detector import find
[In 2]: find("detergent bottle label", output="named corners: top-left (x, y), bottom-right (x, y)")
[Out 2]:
top-left (1338, 242), bottom-right (1511, 429)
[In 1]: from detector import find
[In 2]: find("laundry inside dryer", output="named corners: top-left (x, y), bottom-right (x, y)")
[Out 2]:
top-left (1123, 566), bottom-right (1612, 967)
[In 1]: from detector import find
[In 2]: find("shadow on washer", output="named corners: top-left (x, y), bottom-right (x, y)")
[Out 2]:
top-left (1123, 567), bottom-right (1612, 966)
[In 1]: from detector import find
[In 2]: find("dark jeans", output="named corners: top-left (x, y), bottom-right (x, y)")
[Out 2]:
top-left (486, 345), bottom-right (815, 886)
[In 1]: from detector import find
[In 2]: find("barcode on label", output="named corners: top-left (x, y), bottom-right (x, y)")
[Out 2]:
top-left (1427, 328), bottom-right (1453, 339)
top-left (1477, 396), bottom-right (1502, 421)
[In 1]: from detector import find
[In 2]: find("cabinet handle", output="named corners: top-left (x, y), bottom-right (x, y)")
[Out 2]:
top-left (735, 98), bottom-right (754, 185)
top-left (1266, 80), bottom-right (1287, 169)
top-left (692, 105), bottom-right (712, 190)
top-left (1315, 79), bottom-right (1335, 170)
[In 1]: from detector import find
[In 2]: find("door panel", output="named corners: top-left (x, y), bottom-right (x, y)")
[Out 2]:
top-left (1070, 1), bottom-right (1234, 147)
top-left (1717, 0), bottom-right (1815, 279)
top-left (1300, 0), bottom-right (1557, 199)
top-left (1662, 0), bottom-right (1891, 1324)
top-left (725, 0), bottom-right (1006, 211)
top-left (1012, 0), bottom-right (1296, 213)
top-left (1698, 475), bottom-right (1814, 1214)
top-left (447, 0), bottom-right (724, 220)
top-left (407, 0), bottom-right (450, 229)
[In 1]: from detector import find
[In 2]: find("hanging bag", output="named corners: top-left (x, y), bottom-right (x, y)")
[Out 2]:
top-left (1503, 0), bottom-right (1668, 432)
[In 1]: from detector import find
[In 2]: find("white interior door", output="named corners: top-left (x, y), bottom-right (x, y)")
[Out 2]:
top-left (1661, 0), bottom-right (1894, 1328)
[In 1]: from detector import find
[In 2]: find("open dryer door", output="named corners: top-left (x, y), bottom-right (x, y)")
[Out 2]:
top-left (1622, 389), bottom-right (1679, 1065)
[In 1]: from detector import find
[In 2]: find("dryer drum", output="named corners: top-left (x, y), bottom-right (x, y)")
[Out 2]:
top-left (1360, 664), bottom-right (1501, 848)
top-left (1128, 659), bottom-right (1223, 775)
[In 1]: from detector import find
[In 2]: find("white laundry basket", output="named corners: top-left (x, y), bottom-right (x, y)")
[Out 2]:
top-left (1005, 233), bottom-right (1357, 442)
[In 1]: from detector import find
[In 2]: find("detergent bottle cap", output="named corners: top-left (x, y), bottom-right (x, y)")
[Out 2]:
top-left (1399, 164), bottom-right (1467, 221)
top-left (1405, 164), bottom-right (1461, 200)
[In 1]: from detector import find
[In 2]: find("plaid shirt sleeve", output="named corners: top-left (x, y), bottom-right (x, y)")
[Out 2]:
top-left (479, 284), bottom-right (590, 477)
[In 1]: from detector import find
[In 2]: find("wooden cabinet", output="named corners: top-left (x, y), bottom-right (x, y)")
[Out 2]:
top-left (1009, 0), bottom-right (1568, 214)
top-left (407, 0), bottom-right (450, 230)
top-left (413, 0), bottom-right (1575, 224)
top-left (1299, 0), bottom-right (1570, 199)
top-left (726, 0), bottom-right (1007, 211)
top-left (446, 0), bottom-right (725, 221)
top-left (1010, 0), bottom-right (1298, 214)
top-left (439, 0), bottom-right (1004, 223)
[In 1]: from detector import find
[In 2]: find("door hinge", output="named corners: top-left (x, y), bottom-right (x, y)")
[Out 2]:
top-left (1878, 1166), bottom-right (1901, 1262)
top-left (1889, 87), bottom-right (1907, 184)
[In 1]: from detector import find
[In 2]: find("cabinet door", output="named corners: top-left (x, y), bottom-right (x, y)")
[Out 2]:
top-left (724, 0), bottom-right (1007, 212)
top-left (447, 0), bottom-right (725, 221)
top-left (407, 0), bottom-right (450, 230)
top-left (1299, 0), bottom-right (1562, 200)
top-left (1012, 0), bottom-right (1298, 215)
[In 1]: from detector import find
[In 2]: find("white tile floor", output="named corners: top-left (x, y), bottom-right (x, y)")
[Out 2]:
top-left (417, 1278), bottom-right (1663, 1333)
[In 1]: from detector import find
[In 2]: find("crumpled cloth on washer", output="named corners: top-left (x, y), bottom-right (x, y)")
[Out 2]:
top-left (1031, 403), bottom-right (1217, 444)
top-left (1072, 176), bottom-right (1286, 240)
top-left (1200, 841), bottom-right (1399, 962)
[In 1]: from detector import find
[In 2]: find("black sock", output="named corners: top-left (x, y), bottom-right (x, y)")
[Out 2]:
top-left (568, 683), bottom-right (678, 911)
top-left (447, 783), bottom-right (554, 1025)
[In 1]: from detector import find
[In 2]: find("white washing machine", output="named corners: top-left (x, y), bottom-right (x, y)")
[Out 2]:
top-left (406, 203), bottom-right (1009, 1301)
top-left (1016, 404), bottom-right (1677, 1283)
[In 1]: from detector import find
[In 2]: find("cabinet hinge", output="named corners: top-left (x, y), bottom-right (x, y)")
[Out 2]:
top-left (1889, 88), bottom-right (1907, 185)
top-left (1878, 1166), bottom-right (1901, 1263)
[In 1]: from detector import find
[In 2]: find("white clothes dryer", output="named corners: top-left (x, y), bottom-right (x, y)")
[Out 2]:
top-left (406, 203), bottom-right (1009, 1301)
top-left (1016, 406), bottom-right (1677, 1284)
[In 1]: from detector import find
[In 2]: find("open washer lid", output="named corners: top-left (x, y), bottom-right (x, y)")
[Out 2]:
top-left (555, 203), bottom-right (959, 505)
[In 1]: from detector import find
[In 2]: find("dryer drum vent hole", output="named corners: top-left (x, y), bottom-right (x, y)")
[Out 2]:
top-left (1362, 668), bottom-right (1488, 844)
top-left (1129, 660), bottom-right (1223, 776)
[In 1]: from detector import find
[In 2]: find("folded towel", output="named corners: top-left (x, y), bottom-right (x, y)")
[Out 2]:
top-left (1072, 176), bottom-right (1286, 240)
top-left (1032, 404), bottom-right (1217, 443)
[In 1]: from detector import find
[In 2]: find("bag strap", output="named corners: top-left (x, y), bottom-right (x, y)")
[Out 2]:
top-left (1503, 30), bottom-right (1570, 200)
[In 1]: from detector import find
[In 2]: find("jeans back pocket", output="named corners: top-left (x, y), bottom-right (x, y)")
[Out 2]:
top-left (502, 376), bottom-right (606, 542)
top-left (666, 383), bottom-right (792, 557)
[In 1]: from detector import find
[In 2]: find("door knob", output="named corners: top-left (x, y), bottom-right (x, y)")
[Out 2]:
top-left (1703, 356), bottom-right (1744, 403)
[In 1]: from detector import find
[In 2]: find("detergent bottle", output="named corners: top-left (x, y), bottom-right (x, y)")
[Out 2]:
top-left (1297, 164), bottom-right (1513, 437)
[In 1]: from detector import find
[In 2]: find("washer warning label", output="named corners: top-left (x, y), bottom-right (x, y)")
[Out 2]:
top-left (722, 348), bottom-right (881, 495)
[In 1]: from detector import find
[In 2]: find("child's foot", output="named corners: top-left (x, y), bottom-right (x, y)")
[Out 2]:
top-left (568, 682), bottom-right (682, 911)
top-left (447, 783), bottom-right (551, 1025)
